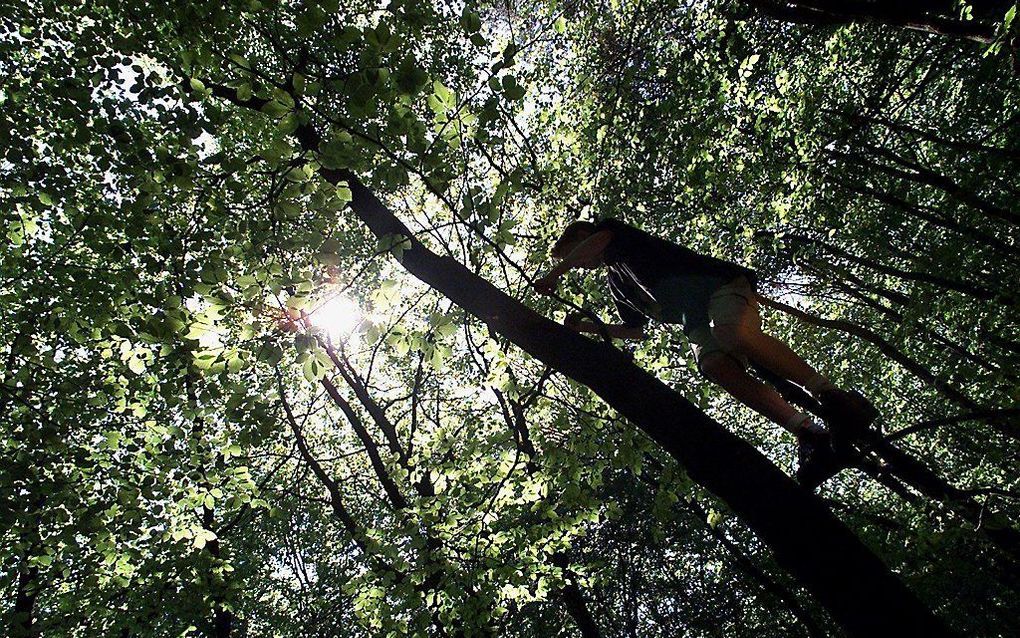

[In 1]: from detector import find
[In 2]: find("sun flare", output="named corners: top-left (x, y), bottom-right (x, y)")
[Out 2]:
top-left (309, 295), bottom-right (363, 341)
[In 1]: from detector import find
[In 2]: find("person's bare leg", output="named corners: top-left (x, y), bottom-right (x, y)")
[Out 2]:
top-left (712, 325), bottom-right (825, 390)
top-left (711, 322), bottom-right (884, 441)
top-left (700, 352), bottom-right (809, 434)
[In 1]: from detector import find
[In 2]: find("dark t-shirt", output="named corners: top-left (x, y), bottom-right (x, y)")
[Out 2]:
top-left (594, 218), bottom-right (757, 332)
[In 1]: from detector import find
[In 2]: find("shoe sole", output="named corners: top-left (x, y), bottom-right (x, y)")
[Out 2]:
top-left (797, 445), bottom-right (842, 490)
top-left (824, 391), bottom-right (880, 450)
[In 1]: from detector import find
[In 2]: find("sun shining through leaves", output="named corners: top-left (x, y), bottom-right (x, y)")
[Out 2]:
top-left (309, 295), bottom-right (364, 342)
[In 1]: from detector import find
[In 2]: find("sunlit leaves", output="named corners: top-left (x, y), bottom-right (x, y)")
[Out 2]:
top-left (427, 79), bottom-right (457, 115)
top-left (5, 0), bottom-right (1019, 635)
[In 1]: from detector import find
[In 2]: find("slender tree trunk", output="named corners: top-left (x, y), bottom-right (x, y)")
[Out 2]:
top-left (685, 499), bottom-right (828, 638)
top-left (318, 375), bottom-right (409, 508)
top-left (189, 403), bottom-right (234, 636)
top-left (862, 143), bottom-right (1020, 227)
top-left (867, 114), bottom-right (1020, 163)
top-left (824, 181), bottom-right (1020, 266)
top-left (888, 407), bottom-right (1020, 442)
top-left (11, 557), bottom-right (39, 638)
top-left (320, 342), bottom-right (408, 464)
top-left (549, 555), bottom-right (603, 638)
top-left (279, 388), bottom-right (457, 637)
top-left (775, 232), bottom-right (1012, 304)
top-left (480, 358), bottom-right (602, 637)
top-left (798, 257), bottom-right (1018, 383)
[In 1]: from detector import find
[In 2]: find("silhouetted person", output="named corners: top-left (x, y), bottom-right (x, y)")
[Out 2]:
top-left (535, 218), bottom-right (876, 486)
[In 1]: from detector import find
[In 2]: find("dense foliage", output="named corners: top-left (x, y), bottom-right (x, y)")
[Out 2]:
top-left (2, 1), bottom-right (1018, 636)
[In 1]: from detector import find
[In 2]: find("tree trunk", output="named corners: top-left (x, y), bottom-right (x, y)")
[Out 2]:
top-left (758, 296), bottom-right (978, 410)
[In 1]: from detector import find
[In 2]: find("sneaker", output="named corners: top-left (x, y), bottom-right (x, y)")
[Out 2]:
top-left (796, 429), bottom-right (837, 489)
top-left (817, 388), bottom-right (879, 450)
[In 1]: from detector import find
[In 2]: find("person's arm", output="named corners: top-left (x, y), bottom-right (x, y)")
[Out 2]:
top-left (564, 312), bottom-right (645, 340)
top-left (534, 230), bottom-right (613, 295)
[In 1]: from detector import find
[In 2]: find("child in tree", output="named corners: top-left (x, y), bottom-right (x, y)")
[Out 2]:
top-left (534, 218), bottom-right (876, 486)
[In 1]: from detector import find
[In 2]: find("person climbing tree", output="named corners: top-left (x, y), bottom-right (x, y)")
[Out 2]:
top-left (534, 218), bottom-right (877, 486)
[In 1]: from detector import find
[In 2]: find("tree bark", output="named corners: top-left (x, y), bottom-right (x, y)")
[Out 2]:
top-left (549, 554), bottom-right (603, 638)
top-left (11, 557), bottom-right (39, 638)
top-left (318, 375), bottom-right (410, 509)
top-left (867, 114), bottom-right (1020, 163)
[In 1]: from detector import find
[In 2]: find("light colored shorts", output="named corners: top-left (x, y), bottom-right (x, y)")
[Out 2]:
top-left (687, 277), bottom-right (761, 374)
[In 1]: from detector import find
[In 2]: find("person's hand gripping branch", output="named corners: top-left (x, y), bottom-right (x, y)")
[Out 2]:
top-left (533, 228), bottom-right (614, 296)
top-left (534, 225), bottom-right (644, 341)
top-left (563, 311), bottom-right (644, 340)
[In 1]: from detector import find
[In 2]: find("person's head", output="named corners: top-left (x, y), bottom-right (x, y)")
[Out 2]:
top-left (550, 220), bottom-right (602, 268)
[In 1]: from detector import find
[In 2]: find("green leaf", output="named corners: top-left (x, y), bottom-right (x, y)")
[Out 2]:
top-left (227, 354), bottom-right (245, 372)
top-left (395, 60), bottom-right (428, 95)
top-left (302, 356), bottom-right (322, 382)
top-left (278, 113), bottom-right (299, 134)
top-left (128, 356), bottom-right (146, 374)
top-left (377, 233), bottom-right (412, 261)
top-left (502, 76), bottom-right (526, 101)
top-left (320, 237), bottom-right (342, 254)
top-left (257, 344), bottom-right (284, 365)
top-left (436, 322), bottom-right (458, 338)
top-left (193, 527), bottom-right (217, 549)
top-left (260, 99), bottom-right (290, 118)
top-left (461, 9), bottom-right (482, 34)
